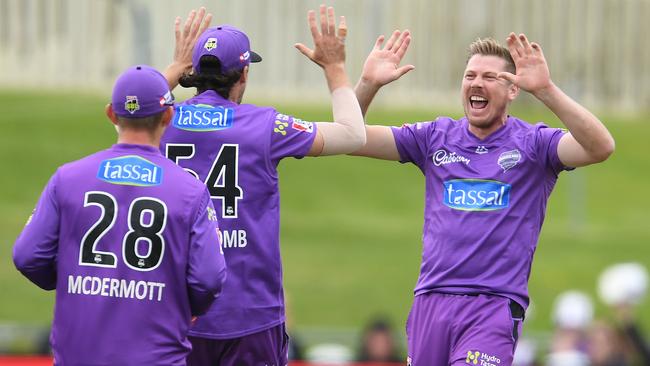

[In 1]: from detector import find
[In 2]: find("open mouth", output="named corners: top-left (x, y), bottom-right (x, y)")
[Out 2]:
top-left (469, 95), bottom-right (488, 109)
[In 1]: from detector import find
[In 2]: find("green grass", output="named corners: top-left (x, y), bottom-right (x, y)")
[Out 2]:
top-left (1, 90), bottom-right (649, 338)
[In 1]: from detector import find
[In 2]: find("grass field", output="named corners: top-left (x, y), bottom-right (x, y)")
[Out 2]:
top-left (1, 90), bottom-right (648, 340)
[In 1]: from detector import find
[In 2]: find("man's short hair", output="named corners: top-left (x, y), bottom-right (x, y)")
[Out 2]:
top-left (467, 38), bottom-right (516, 74)
top-left (116, 110), bottom-right (165, 132)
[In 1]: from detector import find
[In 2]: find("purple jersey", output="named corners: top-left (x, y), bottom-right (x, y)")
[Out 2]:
top-left (13, 144), bottom-right (226, 366)
top-left (392, 116), bottom-right (568, 308)
top-left (160, 91), bottom-right (317, 338)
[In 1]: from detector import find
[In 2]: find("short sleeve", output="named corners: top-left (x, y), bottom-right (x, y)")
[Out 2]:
top-left (391, 121), bottom-right (435, 171)
top-left (13, 171), bottom-right (61, 290)
top-left (187, 188), bottom-right (227, 316)
top-left (534, 123), bottom-right (570, 175)
top-left (269, 111), bottom-right (318, 164)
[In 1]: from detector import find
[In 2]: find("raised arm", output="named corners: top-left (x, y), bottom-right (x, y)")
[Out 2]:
top-left (163, 7), bottom-right (212, 90)
top-left (294, 5), bottom-right (365, 156)
top-left (498, 33), bottom-right (615, 168)
top-left (355, 30), bottom-right (414, 116)
top-left (349, 30), bottom-right (414, 161)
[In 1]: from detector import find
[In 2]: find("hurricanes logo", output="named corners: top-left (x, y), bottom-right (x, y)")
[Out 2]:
top-left (466, 351), bottom-right (480, 365)
top-left (124, 96), bottom-right (140, 114)
top-left (274, 120), bottom-right (288, 136)
top-left (207, 206), bottom-right (218, 222)
top-left (204, 37), bottom-right (217, 51)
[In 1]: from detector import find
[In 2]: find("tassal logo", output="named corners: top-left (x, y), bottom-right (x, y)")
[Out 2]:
top-left (443, 179), bottom-right (510, 211)
top-left (97, 156), bottom-right (162, 186)
top-left (172, 104), bottom-right (234, 132)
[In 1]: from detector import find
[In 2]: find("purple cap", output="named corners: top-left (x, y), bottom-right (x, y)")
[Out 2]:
top-left (192, 25), bottom-right (262, 74)
top-left (111, 65), bottom-right (174, 118)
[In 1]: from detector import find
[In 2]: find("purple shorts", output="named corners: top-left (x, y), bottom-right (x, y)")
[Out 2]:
top-left (186, 323), bottom-right (288, 366)
top-left (406, 292), bottom-right (524, 366)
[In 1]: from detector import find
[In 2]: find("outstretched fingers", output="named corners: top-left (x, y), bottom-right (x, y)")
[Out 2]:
top-left (373, 35), bottom-right (385, 50)
top-left (183, 9), bottom-right (196, 38)
top-left (506, 32), bottom-right (523, 59)
top-left (395, 31), bottom-right (412, 60)
top-left (307, 10), bottom-right (319, 39)
top-left (327, 6), bottom-right (336, 36)
top-left (337, 16), bottom-right (347, 40)
top-left (294, 43), bottom-right (314, 59)
top-left (319, 5), bottom-right (328, 35)
top-left (518, 33), bottom-right (533, 55)
top-left (384, 30), bottom-right (401, 51)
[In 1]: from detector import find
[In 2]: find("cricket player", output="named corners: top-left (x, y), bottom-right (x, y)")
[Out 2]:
top-left (352, 33), bottom-right (615, 365)
top-left (13, 65), bottom-right (226, 366)
top-left (160, 5), bottom-right (365, 365)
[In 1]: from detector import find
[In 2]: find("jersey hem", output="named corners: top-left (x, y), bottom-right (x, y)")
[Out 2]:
top-left (188, 318), bottom-right (285, 340)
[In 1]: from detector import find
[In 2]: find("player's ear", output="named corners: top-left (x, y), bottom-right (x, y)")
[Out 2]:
top-left (105, 104), bottom-right (119, 126)
top-left (239, 66), bottom-right (249, 84)
top-left (161, 106), bottom-right (174, 127)
top-left (508, 83), bottom-right (520, 101)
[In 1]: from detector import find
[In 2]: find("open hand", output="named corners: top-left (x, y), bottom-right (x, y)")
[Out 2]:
top-left (173, 7), bottom-right (213, 71)
top-left (295, 5), bottom-right (347, 69)
top-left (497, 33), bottom-right (552, 95)
top-left (360, 30), bottom-right (415, 87)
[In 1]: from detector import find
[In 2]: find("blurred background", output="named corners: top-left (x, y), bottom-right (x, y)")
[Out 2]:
top-left (1, 0), bottom-right (649, 365)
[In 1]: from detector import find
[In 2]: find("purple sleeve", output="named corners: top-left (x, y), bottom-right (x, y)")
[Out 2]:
top-left (391, 122), bottom-right (434, 171)
top-left (534, 123), bottom-right (570, 175)
top-left (186, 188), bottom-right (227, 316)
top-left (269, 111), bottom-right (317, 164)
top-left (13, 172), bottom-right (60, 290)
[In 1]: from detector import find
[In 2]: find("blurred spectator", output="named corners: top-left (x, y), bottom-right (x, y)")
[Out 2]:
top-left (587, 320), bottom-right (628, 366)
top-left (546, 291), bottom-right (593, 366)
top-left (598, 263), bottom-right (650, 365)
top-left (356, 316), bottom-right (403, 363)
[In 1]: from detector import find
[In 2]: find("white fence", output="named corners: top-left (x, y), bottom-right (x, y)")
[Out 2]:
top-left (1, 0), bottom-right (649, 111)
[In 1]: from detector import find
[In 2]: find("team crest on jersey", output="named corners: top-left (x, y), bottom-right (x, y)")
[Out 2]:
top-left (207, 206), bottom-right (218, 222)
top-left (204, 37), bottom-right (217, 51)
top-left (498, 149), bottom-right (521, 172)
top-left (97, 155), bottom-right (162, 186)
top-left (443, 179), bottom-right (510, 211)
top-left (124, 96), bottom-right (140, 114)
top-left (475, 145), bottom-right (489, 154)
top-left (173, 104), bottom-right (234, 132)
top-left (292, 119), bottom-right (314, 133)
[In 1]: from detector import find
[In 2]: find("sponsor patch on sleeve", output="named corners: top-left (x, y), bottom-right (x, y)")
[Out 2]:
top-left (291, 118), bottom-right (314, 133)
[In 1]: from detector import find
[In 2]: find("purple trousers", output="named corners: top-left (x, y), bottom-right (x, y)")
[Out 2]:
top-left (187, 323), bottom-right (288, 366)
top-left (406, 292), bottom-right (524, 366)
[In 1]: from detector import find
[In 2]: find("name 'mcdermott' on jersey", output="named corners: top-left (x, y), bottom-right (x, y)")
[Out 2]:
top-left (13, 143), bottom-right (226, 366)
top-left (392, 116), bottom-right (570, 308)
top-left (160, 90), bottom-right (317, 339)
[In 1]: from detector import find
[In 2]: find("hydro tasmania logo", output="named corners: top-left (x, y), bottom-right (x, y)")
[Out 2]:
top-left (466, 350), bottom-right (502, 366)
top-left (443, 179), bottom-right (511, 211)
top-left (97, 155), bottom-right (162, 186)
top-left (172, 104), bottom-right (234, 132)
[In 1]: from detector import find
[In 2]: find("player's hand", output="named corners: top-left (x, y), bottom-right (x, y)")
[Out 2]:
top-left (295, 5), bottom-right (347, 70)
top-left (360, 30), bottom-right (415, 88)
top-left (498, 33), bottom-right (552, 96)
top-left (173, 7), bottom-right (213, 71)
top-left (164, 7), bottom-right (212, 89)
